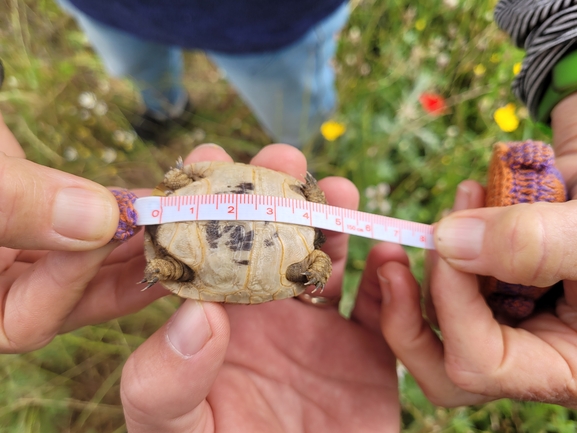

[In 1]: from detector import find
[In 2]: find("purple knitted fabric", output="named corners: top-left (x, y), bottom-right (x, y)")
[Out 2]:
top-left (482, 141), bottom-right (567, 319)
top-left (111, 189), bottom-right (138, 242)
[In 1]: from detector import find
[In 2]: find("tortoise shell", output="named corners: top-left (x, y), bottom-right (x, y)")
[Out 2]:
top-left (142, 160), bottom-right (331, 304)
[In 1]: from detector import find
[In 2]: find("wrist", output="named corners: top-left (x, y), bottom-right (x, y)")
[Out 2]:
top-left (537, 49), bottom-right (577, 126)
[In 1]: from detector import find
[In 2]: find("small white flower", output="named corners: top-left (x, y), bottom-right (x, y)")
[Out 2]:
top-left (63, 147), bottom-right (78, 161)
top-left (366, 146), bottom-right (378, 157)
top-left (429, 37), bottom-right (446, 57)
top-left (101, 147), bottom-right (117, 164)
top-left (379, 200), bottom-right (392, 215)
top-left (113, 130), bottom-right (127, 144)
top-left (517, 106), bottom-right (529, 119)
top-left (377, 183), bottom-right (390, 196)
top-left (359, 63), bottom-right (371, 76)
top-left (398, 102), bottom-right (418, 120)
top-left (79, 109), bottom-right (91, 121)
top-left (365, 183), bottom-right (391, 214)
top-left (365, 186), bottom-right (377, 199)
top-left (446, 125), bottom-right (459, 137)
top-left (436, 53), bottom-right (450, 69)
top-left (443, 0), bottom-right (458, 9)
top-left (6, 76), bottom-right (18, 88)
top-left (348, 26), bottom-right (361, 44)
top-left (78, 91), bottom-right (97, 109)
top-left (345, 54), bottom-right (357, 66)
top-left (93, 101), bottom-right (108, 116)
top-left (191, 128), bottom-right (206, 141)
top-left (98, 80), bottom-right (110, 93)
top-left (124, 131), bottom-right (137, 144)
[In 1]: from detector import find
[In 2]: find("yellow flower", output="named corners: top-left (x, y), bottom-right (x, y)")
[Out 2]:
top-left (473, 64), bottom-right (486, 76)
top-left (320, 121), bottom-right (346, 141)
top-left (494, 103), bottom-right (519, 132)
top-left (513, 62), bottom-right (522, 75)
top-left (415, 19), bottom-right (426, 31)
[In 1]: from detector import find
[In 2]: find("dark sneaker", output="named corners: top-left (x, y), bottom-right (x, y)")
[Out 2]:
top-left (131, 99), bottom-right (194, 144)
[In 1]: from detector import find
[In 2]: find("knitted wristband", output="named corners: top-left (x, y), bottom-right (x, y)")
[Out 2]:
top-left (111, 189), bottom-right (139, 242)
top-left (481, 141), bottom-right (566, 319)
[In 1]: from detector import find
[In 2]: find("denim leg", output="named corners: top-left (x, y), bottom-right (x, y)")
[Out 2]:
top-left (57, 0), bottom-right (187, 118)
top-left (208, 2), bottom-right (350, 147)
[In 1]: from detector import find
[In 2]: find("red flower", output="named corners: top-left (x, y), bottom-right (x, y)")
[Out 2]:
top-left (419, 92), bottom-right (446, 115)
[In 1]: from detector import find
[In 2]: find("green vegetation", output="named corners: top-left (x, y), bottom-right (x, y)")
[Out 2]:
top-left (0, 0), bottom-right (573, 431)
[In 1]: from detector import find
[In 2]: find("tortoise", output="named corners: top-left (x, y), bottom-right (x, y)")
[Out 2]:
top-left (141, 159), bottom-right (332, 304)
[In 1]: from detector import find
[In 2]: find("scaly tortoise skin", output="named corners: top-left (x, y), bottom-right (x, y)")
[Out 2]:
top-left (141, 160), bottom-right (332, 304)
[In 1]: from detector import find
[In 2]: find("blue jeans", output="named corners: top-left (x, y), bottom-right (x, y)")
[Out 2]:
top-left (58, 0), bottom-right (349, 147)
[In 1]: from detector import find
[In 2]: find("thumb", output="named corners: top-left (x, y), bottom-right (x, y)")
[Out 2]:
top-left (434, 200), bottom-right (577, 287)
top-left (0, 153), bottom-right (119, 250)
top-left (121, 301), bottom-right (230, 433)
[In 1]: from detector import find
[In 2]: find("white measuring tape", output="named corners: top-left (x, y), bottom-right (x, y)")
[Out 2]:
top-left (134, 194), bottom-right (435, 250)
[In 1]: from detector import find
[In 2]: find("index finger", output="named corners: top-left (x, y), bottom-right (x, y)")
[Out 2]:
top-left (434, 201), bottom-right (577, 287)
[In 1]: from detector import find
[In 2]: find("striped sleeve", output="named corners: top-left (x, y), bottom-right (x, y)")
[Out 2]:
top-left (495, 0), bottom-right (577, 120)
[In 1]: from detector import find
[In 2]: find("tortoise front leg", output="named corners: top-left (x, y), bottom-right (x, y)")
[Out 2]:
top-left (301, 172), bottom-right (327, 204)
top-left (286, 249), bottom-right (332, 292)
top-left (163, 157), bottom-right (207, 191)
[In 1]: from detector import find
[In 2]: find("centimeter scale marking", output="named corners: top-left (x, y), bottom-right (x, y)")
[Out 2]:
top-left (134, 194), bottom-right (435, 250)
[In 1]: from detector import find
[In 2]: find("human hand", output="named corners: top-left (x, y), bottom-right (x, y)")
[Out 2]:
top-left (0, 112), bottom-right (166, 353)
top-left (120, 144), bottom-right (402, 433)
top-left (379, 92), bottom-right (577, 407)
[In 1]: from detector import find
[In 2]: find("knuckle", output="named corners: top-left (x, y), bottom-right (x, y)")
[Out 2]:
top-left (0, 154), bottom-right (28, 245)
top-left (443, 354), bottom-right (494, 394)
top-left (502, 204), bottom-right (553, 286)
top-left (120, 356), bottom-right (161, 426)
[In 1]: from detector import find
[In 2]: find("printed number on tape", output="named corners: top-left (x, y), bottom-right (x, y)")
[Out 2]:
top-left (134, 194), bottom-right (435, 250)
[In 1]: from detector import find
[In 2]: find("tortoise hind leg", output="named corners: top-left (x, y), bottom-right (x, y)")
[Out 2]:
top-left (286, 249), bottom-right (332, 292)
top-left (141, 255), bottom-right (195, 290)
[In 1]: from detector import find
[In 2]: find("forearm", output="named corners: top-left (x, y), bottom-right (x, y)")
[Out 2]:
top-left (495, 0), bottom-right (577, 121)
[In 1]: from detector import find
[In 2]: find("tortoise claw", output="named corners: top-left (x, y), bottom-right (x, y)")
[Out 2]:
top-left (140, 276), bottom-right (159, 291)
top-left (139, 268), bottom-right (160, 291)
top-left (175, 156), bottom-right (184, 170)
top-left (302, 272), bottom-right (325, 293)
top-left (311, 283), bottom-right (325, 294)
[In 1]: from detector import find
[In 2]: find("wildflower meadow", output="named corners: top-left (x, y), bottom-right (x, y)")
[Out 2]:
top-left (1, 0), bottom-right (576, 431)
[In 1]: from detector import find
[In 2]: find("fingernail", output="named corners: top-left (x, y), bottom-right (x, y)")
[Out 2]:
top-left (53, 188), bottom-right (116, 241)
top-left (377, 267), bottom-right (391, 305)
top-left (453, 183), bottom-right (471, 212)
top-left (195, 143), bottom-right (224, 150)
top-left (167, 300), bottom-right (212, 357)
top-left (435, 217), bottom-right (485, 260)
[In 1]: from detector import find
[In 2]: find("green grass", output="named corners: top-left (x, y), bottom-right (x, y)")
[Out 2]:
top-left (0, 0), bottom-right (574, 431)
